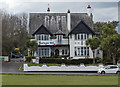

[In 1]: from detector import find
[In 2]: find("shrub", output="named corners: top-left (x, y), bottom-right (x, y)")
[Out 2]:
top-left (39, 58), bottom-right (99, 65)
top-left (58, 55), bottom-right (69, 59)
top-left (102, 58), bottom-right (113, 65)
top-left (25, 56), bottom-right (36, 62)
top-left (95, 57), bottom-right (102, 63)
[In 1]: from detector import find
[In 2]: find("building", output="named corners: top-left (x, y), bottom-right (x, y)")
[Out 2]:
top-left (29, 5), bottom-right (103, 59)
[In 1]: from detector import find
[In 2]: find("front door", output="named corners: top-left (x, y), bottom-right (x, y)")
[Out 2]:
top-left (55, 49), bottom-right (59, 58)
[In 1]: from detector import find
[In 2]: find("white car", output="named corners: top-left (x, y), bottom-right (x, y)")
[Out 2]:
top-left (98, 65), bottom-right (120, 74)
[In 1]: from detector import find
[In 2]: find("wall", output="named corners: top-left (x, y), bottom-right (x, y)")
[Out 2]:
top-left (24, 64), bottom-right (104, 71)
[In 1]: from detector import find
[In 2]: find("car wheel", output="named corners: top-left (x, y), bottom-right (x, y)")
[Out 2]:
top-left (116, 71), bottom-right (120, 75)
top-left (101, 71), bottom-right (105, 75)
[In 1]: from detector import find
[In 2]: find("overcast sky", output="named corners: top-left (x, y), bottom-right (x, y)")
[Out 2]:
top-left (0, 0), bottom-right (119, 22)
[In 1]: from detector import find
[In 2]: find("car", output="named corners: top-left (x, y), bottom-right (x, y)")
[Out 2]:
top-left (98, 65), bottom-right (120, 74)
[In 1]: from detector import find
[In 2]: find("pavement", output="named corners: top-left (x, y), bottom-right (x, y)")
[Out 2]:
top-left (0, 58), bottom-right (119, 75)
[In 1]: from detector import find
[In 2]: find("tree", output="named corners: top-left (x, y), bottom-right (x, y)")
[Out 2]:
top-left (108, 34), bottom-right (120, 64)
top-left (94, 21), bottom-right (118, 32)
top-left (86, 37), bottom-right (100, 64)
top-left (2, 10), bottom-right (28, 55)
top-left (25, 40), bottom-right (38, 57)
top-left (99, 23), bottom-right (120, 64)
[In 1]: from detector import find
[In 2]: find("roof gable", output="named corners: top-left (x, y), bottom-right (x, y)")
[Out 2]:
top-left (55, 30), bottom-right (65, 35)
top-left (32, 25), bottom-right (53, 36)
top-left (69, 20), bottom-right (95, 35)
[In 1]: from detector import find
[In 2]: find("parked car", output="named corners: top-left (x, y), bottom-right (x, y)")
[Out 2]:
top-left (98, 65), bottom-right (120, 74)
top-left (11, 53), bottom-right (23, 58)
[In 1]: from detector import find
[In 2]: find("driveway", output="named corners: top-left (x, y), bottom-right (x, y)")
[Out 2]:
top-left (2, 58), bottom-right (23, 73)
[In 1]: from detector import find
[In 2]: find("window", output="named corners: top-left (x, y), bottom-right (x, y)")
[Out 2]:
top-left (62, 50), bottom-right (64, 55)
top-left (75, 47), bottom-right (77, 56)
top-left (74, 47), bottom-right (89, 57)
top-left (78, 34), bottom-right (80, 39)
top-left (75, 34), bottom-right (77, 40)
top-left (36, 34), bottom-right (49, 40)
top-left (84, 34), bottom-right (87, 40)
top-left (81, 47), bottom-right (83, 56)
top-left (42, 35), bottom-right (44, 40)
top-left (110, 66), bottom-right (118, 69)
top-left (46, 35), bottom-right (49, 40)
top-left (58, 35), bottom-right (62, 44)
top-left (62, 49), bottom-right (67, 55)
top-left (78, 48), bottom-right (80, 56)
top-left (97, 50), bottom-right (100, 54)
top-left (87, 47), bottom-right (89, 56)
top-left (74, 34), bottom-right (87, 40)
top-left (44, 35), bottom-right (47, 40)
top-left (65, 49), bottom-right (67, 55)
top-left (84, 47), bottom-right (86, 56)
top-left (38, 48), bottom-right (49, 57)
top-left (81, 34), bottom-right (83, 40)
top-left (81, 41), bottom-right (83, 45)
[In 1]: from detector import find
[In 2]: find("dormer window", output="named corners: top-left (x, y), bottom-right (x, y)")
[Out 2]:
top-left (36, 34), bottom-right (49, 41)
top-left (57, 35), bottom-right (62, 44)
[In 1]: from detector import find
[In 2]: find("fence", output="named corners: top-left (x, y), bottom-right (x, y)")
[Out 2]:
top-left (24, 64), bottom-right (104, 71)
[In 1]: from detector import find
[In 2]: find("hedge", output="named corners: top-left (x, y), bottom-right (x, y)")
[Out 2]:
top-left (39, 58), bottom-right (101, 65)
top-left (25, 56), bottom-right (101, 64)
top-left (25, 56), bottom-right (36, 62)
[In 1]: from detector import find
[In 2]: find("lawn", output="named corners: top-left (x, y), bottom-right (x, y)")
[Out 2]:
top-left (2, 74), bottom-right (118, 85)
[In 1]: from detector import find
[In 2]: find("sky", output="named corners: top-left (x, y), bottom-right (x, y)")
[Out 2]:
top-left (0, 0), bottom-right (119, 23)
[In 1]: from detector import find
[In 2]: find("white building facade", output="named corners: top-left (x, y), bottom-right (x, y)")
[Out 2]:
top-left (30, 5), bottom-right (103, 59)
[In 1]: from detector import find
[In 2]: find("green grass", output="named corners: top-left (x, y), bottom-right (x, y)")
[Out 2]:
top-left (2, 74), bottom-right (118, 85)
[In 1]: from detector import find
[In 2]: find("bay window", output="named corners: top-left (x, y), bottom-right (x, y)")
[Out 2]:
top-left (38, 48), bottom-right (49, 57)
top-left (74, 47), bottom-right (89, 57)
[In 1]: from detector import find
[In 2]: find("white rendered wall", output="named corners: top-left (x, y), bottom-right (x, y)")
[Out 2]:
top-left (24, 64), bottom-right (104, 71)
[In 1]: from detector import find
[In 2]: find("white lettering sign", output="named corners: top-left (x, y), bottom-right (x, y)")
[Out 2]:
top-left (38, 41), bottom-right (55, 45)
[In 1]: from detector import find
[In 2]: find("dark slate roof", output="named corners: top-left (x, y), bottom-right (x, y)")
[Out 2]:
top-left (32, 25), bottom-right (53, 36)
top-left (69, 20), bottom-right (95, 35)
top-left (55, 30), bottom-right (65, 35)
top-left (29, 13), bottom-right (93, 36)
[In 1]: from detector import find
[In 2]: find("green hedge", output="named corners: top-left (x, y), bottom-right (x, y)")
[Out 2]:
top-left (25, 56), bottom-right (36, 62)
top-left (39, 58), bottom-right (101, 65)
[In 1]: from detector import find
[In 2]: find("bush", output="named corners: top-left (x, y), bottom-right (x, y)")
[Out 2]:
top-left (25, 56), bottom-right (36, 62)
top-left (58, 55), bottom-right (69, 59)
top-left (95, 57), bottom-right (102, 63)
top-left (102, 58), bottom-right (113, 65)
top-left (39, 58), bottom-right (99, 65)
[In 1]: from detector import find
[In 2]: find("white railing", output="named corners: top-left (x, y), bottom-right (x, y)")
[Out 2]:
top-left (54, 39), bottom-right (68, 45)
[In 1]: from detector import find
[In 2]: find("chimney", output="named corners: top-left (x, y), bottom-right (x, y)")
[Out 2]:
top-left (67, 9), bottom-right (71, 32)
top-left (47, 4), bottom-right (50, 12)
top-left (87, 5), bottom-right (92, 16)
top-left (47, 7), bottom-right (50, 12)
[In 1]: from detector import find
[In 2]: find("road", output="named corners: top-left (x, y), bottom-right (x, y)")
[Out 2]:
top-left (0, 58), bottom-right (119, 75)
